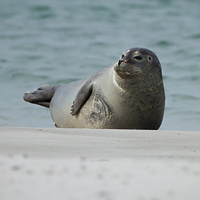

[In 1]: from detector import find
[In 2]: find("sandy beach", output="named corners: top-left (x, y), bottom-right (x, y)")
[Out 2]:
top-left (1, 127), bottom-right (200, 200)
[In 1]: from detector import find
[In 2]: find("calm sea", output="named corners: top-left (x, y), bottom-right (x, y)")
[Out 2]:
top-left (0, 0), bottom-right (200, 130)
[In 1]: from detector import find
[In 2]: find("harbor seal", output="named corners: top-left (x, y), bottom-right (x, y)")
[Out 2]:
top-left (23, 47), bottom-right (165, 129)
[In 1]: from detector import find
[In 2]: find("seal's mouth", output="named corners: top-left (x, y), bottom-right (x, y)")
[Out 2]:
top-left (114, 62), bottom-right (144, 80)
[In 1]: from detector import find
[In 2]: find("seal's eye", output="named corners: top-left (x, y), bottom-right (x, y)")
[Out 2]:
top-left (134, 56), bottom-right (142, 61)
top-left (148, 56), bottom-right (152, 61)
top-left (121, 54), bottom-right (125, 58)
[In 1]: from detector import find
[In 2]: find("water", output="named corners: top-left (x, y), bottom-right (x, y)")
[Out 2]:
top-left (0, 0), bottom-right (200, 130)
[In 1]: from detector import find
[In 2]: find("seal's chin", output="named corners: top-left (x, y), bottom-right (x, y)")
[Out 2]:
top-left (115, 70), bottom-right (136, 80)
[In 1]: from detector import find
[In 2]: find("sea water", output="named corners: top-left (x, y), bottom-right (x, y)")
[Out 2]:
top-left (0, 0), bottom-right (200, 130)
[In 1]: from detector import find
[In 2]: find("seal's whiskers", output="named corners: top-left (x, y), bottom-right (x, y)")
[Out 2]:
top-left (133, 71), bottom-right (146, 81)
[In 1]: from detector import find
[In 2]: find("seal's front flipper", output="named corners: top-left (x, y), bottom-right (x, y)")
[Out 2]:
top-left (23, 85), bottom-right (58, 108)
top-left (71, 82), bottom-right (93, 116)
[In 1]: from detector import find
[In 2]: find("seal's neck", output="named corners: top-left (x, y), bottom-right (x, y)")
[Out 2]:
top-left (113, 71), bottom-right (140, 92)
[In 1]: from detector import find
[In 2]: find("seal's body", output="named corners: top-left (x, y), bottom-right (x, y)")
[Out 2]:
top-left (24, 48), bottom-right (165, 129)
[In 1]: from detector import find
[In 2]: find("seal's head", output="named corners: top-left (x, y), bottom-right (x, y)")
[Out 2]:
top-left (114, 48), bottom-right (162, 80)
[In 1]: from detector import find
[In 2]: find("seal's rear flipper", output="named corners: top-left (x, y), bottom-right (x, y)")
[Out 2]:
top-left (23, 85), bottom-right (57, 108)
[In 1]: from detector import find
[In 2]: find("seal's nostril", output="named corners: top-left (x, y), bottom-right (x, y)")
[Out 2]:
top-left (118, 59), bottom-right (124, 65)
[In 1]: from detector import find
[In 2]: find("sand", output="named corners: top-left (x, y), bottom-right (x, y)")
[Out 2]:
top-left (0, 127), bottom-right (200, 200)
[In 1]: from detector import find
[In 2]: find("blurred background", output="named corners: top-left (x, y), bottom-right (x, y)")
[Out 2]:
top-left (0, 0), bottom-right (200, 130)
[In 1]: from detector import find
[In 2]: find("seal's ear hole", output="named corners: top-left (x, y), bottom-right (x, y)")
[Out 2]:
top-left (148, 56), bottom-right (152, 61)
